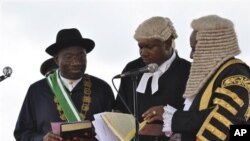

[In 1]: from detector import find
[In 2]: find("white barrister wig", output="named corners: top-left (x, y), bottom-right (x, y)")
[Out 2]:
top-left (134, 16), bottom-right (178, 41)
top-left (183, 15), bottom-right (241, 98)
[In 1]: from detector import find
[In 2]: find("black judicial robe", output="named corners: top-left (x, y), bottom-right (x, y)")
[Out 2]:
top-left (14, 75), bottom-right (115, 141)
top-left (172, 58), bottom-right (250, 141)
top-left (114, 55), bottom-right (191, 140)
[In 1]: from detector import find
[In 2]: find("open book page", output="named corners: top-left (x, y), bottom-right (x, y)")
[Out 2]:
top-left (101, 112), bottom-right (147, 141)
top-left (92, 113), bottom-right (119, 141)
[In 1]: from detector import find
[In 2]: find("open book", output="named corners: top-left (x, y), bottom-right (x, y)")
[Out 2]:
top-left (92, 112), bottom-right (147, 141)
top-left (51, 120), bottom-right (94, 140)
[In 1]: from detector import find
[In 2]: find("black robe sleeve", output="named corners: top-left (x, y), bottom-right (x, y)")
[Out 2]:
top-left (172, 63), bottom-right (250, 141)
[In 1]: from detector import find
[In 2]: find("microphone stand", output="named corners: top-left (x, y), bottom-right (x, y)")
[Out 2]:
top-left (0, 75), bottom-right (7, 82)
top-left (131, 75), bottom-right (140, 141)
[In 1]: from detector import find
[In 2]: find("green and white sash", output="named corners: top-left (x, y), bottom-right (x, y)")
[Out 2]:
top-left (47, 70), bottom-right (81, 121)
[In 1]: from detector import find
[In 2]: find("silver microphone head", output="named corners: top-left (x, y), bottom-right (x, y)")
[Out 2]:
top-left (3, 66), bottom-right (12, 77)
top-left (147, 63), bottom-right (158, 73)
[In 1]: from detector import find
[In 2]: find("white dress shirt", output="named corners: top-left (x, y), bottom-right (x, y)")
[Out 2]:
top-left (60, 74), bottom-right (82, 92)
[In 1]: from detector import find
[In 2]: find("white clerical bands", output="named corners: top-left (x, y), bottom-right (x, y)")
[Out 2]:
top-left (137, 51), bottom-right (176, 94)
top-left (136, 71), bottom-right (162, 94)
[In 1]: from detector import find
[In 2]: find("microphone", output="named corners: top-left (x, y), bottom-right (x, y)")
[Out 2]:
top-left (114, 63), bottom-right (158, 78)
top-left (3, 66), bottom-right (12, 77)
top-left (0, 66), bottom-right (12, 82)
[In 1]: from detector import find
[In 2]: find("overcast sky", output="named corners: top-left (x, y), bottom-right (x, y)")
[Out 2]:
top-left (0, 0), bottom-right (249, 140)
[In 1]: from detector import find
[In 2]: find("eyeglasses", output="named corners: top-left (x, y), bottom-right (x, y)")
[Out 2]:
top-left (62, 54), bottom-right (86, 62)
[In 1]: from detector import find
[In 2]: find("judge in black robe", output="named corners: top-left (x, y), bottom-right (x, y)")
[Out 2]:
top-left (114, 56), bottom-right (190, 141)
top-left (160, 15), bottom-right (250, 141)
top-left (114, 16), bottom-right (191, 141)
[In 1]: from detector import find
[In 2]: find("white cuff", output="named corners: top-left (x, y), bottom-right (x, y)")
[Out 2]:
top-left (162, 105), bottom-right (177, 137)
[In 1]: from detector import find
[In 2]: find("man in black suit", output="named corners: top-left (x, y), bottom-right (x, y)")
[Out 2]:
top-left (14, 28), bottom-right (115, 141)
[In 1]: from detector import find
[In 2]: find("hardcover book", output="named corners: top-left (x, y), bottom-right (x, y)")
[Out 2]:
top-left (51, 120), bottom-right (94, 140)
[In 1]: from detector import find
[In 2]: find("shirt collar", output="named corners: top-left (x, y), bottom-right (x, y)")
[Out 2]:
top-left (157, 50), bottom-right (176, 73)
top-left (59, 73), bottom-right (82, 92)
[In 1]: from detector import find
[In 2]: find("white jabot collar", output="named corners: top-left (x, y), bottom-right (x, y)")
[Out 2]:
top-left (136, 51), bottom-right (176, 94)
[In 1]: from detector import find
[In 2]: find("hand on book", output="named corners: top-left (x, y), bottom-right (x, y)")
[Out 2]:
top-left (139, 123), bottom-right (164, 136)
top-left (51, 120), bottom-right (95, 141)
top-left (64, 137), bottom-right (94, 141)
top-left (43, 132), bottom-right (63, 141)
top-left (142, 105), bottom-right (164, 123)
